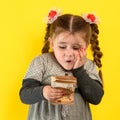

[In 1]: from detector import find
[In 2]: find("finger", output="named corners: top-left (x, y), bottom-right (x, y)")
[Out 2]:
top-left (51, 88), bottom-right (64, 93)
top-left (80, 48), bottom-right (87, 56)
top-left (50, 93), bottom-right (64, 100)
top-left (50, 96), bottom-right (62, 101)
top-left (79, 48), bottom-right (87, 59)
top-left (51, 92), bottom-right (64, 96)
top-left (50, 88), bottom-right (64, 98)
top-left (75, 50), bottom-right (81, 61)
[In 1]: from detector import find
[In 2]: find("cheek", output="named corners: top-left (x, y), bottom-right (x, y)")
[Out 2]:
top-left (52, 46), bottom-right (59, 54)
top-left (74, 51), bottom-right (79, 57)
top-left (52, 45), bottom-right (63, 54)
top-left (53, 48), bottom-right (63, 58)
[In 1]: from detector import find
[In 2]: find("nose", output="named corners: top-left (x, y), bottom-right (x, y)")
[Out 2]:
top-left (65, 48), bottom-right (74, 57)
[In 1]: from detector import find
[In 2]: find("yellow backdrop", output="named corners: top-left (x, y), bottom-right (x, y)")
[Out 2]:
top-left (0, 0), bottom-right (120, 120)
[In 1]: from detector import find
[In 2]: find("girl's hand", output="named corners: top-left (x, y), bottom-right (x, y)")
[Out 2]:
top-left (73, 48), bottom-right (87, 69)
top-left (43, 85), bottom-right (64, 101)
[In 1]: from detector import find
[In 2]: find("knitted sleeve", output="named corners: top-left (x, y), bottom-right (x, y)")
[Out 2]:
top-left (19, 55), bottom-right (47, 104)
top-left (72, 60), bottom-right (104, 105)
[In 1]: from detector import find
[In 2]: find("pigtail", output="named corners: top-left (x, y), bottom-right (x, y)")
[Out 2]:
top-left (90, 24), bottom-right (103, 83)
top-left (41, 24), bottom-right (51, 53)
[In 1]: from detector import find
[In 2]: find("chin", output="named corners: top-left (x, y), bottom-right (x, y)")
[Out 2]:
top-left (64, 67), bottom-right (73, 71)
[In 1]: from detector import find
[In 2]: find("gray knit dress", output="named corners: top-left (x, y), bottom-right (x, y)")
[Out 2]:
top-left (22, 53), bottom-right (103, 120)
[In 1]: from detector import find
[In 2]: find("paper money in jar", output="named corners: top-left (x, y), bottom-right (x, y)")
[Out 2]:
top-left (51, 76), bottom-right (77, 105)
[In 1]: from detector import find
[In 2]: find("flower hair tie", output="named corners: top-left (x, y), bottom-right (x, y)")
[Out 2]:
top-left (47, 8), bottom-right (61, 24)
top-left (82, 13), bottom-right (100, 24)
top-left (45, 9), bottom-right (99, 24)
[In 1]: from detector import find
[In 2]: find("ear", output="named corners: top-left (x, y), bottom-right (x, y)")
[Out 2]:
top-left (48, 37), bottom-right (54, 49)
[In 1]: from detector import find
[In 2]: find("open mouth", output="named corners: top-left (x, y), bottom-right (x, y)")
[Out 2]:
top-left (66, 60), bottom-right (72, 63)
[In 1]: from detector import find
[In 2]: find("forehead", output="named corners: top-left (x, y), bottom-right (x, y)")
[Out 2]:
top-left (54, 32), bottom-right (86, 44)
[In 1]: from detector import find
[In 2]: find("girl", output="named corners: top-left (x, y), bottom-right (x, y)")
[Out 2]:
top-left (19, 10), bottom-right (104, 120)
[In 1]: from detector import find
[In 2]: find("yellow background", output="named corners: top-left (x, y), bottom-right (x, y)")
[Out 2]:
top-left (0, 0), bottom-right (120, 120)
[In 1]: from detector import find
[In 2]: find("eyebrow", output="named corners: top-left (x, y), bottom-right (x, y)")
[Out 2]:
top-left (57, 42), bottom-right (67, 44)
top-left (58, 42), bottom-right (81, 46)
top-left (58, 42), bottom-right (67, 44)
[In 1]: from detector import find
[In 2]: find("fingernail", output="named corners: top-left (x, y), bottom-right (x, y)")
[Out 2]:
top-left (80, 48), bottom-right (85, 51)
top-left (83, 48), bottom-right (86, 51)
top-left (80, 48), bottom-right (83, 50)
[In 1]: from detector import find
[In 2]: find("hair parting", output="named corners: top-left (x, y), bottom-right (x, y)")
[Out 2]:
top-left (69, 16), bottom-right (73, 32)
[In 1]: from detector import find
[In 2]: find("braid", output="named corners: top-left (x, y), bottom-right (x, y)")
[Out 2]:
top-left (90, 24), bottom-right (103, 82)
top-left (41, 24), bottom-right (51, 53)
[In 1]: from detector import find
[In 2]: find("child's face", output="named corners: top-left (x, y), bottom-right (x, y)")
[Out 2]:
top-left (50, 32), bottom-right (88, 70)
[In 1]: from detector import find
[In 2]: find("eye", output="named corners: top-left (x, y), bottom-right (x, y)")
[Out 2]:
top-left (59, 46), bottom-right (66, 49)
top-left (73, 46), bottom-right (80, 50)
